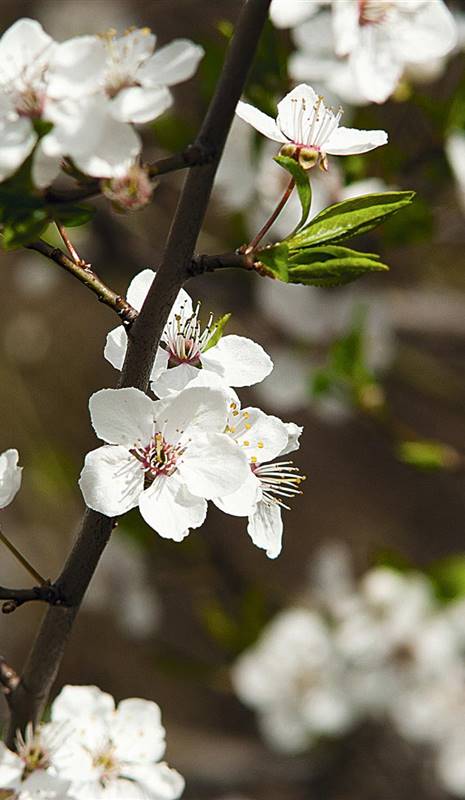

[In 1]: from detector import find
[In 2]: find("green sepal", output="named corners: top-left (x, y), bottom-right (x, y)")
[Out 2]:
top-left (273, 154), bottom-right (311, 233)
top-left (255, 241), bottom-right (289, 281)
top-left (286, 191), bottom-right (415, 249)
top-left (203, 313), bottom-right (231, 352)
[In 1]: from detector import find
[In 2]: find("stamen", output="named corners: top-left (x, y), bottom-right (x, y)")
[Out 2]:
top-left (253, 460), bottom-right (306, 511)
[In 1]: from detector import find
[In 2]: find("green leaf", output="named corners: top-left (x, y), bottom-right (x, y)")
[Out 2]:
top-left (51, 204), bottom-right (95, 227)
top-left (274, 154), bottom-right (311, 233)
top-left (287, 245), bottom-right (388, 288)
top-left (256, 241), bottom-right (289, 281)
top-left (286, 191), bottom-right (415, 248)
top-left (204, 313), bottom-right (231, 351)
top-left (2, 208), bottom-right (50, 249)
top-left (430, 556), bottom-right (465, 602)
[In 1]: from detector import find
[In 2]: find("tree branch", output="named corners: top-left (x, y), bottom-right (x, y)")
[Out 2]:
top-left (26, 240), bottom-right (138, 325)
top-left (6, 0), bottom-right (272, 744)
top-left (45, 143), bottom-right (215, 204)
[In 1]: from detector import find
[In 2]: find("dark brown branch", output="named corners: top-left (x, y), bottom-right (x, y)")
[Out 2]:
top-left (188, 251), bottom-right (254, 276)
top-left (0, 657), bottom-right (20, 697)
top-left (45, 144), bottom-right (215, 204)
top-left (26, 240), bottom-right (138, 325)
top-left (6, 0), bottom-right (271, 744)
top-left (0, 584), bottom-right (66, 614)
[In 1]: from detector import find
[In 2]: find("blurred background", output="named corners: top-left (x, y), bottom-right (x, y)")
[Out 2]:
top-left (0, 1), bottom-right (464, 798)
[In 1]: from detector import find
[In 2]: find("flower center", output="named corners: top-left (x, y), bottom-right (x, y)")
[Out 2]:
top-left (164, 302), bottom-right (215, 367)
top-left (15, 724), bottom-right (52, 777)
top-left (131, 433), bottom-right (183, 482)
top-left (15, 86), bottom-right (44, 118)
top-left (94, 745), bottom-right (120, 786)
top-left (281, 95), bottom-right (342, 170)
top-left (358, 0), bottom-right (394, 25)
top-left (251, 460), bottom-right (305, 510)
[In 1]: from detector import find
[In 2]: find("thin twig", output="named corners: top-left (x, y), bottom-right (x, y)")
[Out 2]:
top-left (0, 528), bottom-right (47, 586)
top-left (6, 0), bottom-right (272, 744)
top-left (244, 176), bottom-right (295, 253)
top-left (56, 223), bottom-right (86, 266)
top-left (0, 584), bottom-right (66, 614)
top-left (26, 240), bottom-right (138, 325)
top-left (45, 144), bottom-right (215, 204)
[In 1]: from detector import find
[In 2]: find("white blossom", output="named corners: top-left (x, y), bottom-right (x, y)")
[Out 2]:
top-left (104, 269), bottom-right (273, 397)
top-left (214, 405), bottom-right (304, 559)
top-left (232, 607), bottom-right (357, 752)
top-left (79, 384), bottom-right (251, 541)
top-left (49, 685), bottom-right (184, 800)
top-left (0, 726), bottom-right (73, 800)
top-left (236, 83), bottom-right (387, 170)
top-left (0, 448), bottom-right (22, 508)
top-left (270, 0), bottom-right (327, 29)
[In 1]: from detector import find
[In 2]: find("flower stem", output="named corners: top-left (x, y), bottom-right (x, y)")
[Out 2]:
top-left (0, 527), bottom-right (47, 586)
top-left (245, 177), bottom-right (295, 254)
top-left (56, 223), bottom-right (85, 266)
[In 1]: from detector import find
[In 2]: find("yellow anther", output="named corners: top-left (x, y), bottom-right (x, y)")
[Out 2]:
top-left (230, 402), bottom-right (237, 410)
top-left (243, 440), bottom-right (250, 447)
top-left (250, 456), bottom-right (257, 464)
top-left (257, 441), bottom-right (264, 449)
top-left (229, 426), bottom-right (236, 433)
top-left (242, 411), bottom-right (249, 418)
top-left (232, 410), bottom-right (239, 417)
top-left (245, 423), bottom-right (251, 430)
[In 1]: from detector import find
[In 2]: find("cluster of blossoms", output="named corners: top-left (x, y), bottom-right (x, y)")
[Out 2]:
top-left (78, 269), bottom-right (305, 559)
top-left (269, 0), bottom-right (458, 104)
top-left (0, 17), bottom-right (204, 187)
top-left (233, 551), bottom-right (465, 796)
top-left (0, 684), bottom-right (183, 799)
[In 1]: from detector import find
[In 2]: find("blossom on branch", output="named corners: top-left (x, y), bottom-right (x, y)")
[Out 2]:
top-left (104, 269), bottom-right (273, 397)
top-left (79, 385), bottom-right (251, 541)
top-left (236, 84), bottom-right (387, 171)
top-left (0, 448), bottom-right (22, 508)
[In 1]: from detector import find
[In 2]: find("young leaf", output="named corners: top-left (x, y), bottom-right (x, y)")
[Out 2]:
top-left (2, 208), bottom-right (50, 250)
top-left (274, 154), bottom-right (311, 233)
top-left (255, 242), bottom-right (289, 281)
top-left (286, 191), bottom-right (415, 248)
top-left (203, 313), bottom-right (231, 351)
top-left (287, 247), bottom-right (388, 288)
top-left (51, 204), bottom-right (95, 227)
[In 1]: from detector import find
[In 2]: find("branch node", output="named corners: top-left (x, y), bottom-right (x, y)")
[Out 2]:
top-left (0, 656), bottom-right (20, 695)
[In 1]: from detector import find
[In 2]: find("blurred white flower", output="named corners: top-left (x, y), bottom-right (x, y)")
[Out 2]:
top-left (104, 269), bottom-right (273, 397)
top-left (83, 533), bottom-right (161, 640)
top-left (0, 448), bottom-right (22, 509)
top-left (50, 685), bottom-right (184, 800)
top-left (232, 607), bottom-right (357, 752)
top-left (270, 0), bottom-right (328, 29)
top-left (446, 130), bottom-right (465, 216)
top-left (0, 724), bottom-right (73, 799)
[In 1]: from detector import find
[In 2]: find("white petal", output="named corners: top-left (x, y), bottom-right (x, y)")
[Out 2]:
top-left (0, 741), bottom-right (23, 786)
top-left (214, 469), bottom-right (260, 517)
top-left (51, 684), bottom-right (115, 722)
top-left (0, 448), bottom-right (22, 508)
top-left (0, 118), bottom-right (36, 182)
top-left (104, 326), bottom-right (127, 372)
top-left (139, 474), bottom-right (206, 540)
top-left (31, 139), bottom-right (61, 189)
top-left (331, 0), bottom-right (360, 56)
top-left (277, 84), bottom-right (319, 143)
top-left (279, 422), bottom-right (303, 457)
top-left (396, 0), bottom-right (457, 63)
top-left (89, 387), bottom-right (154, 446)
top-left (247, 501), bottom-right (283, 559)
top-left (126, 268), bottom-right (156, 309)
top-left (270, 0), bottom-right (320, 28)
top-left (47, 35), bottom-right (106, 99)
top-left (348, 27), bottom-right (403, 103)
top-left (149, 347), bottom-right (170, 384)
top-left (0, 18), bottom-right (53, 80)
top-left (74, 116), bottom-right (141, 179)
top-left (235, 101), bottom-right (285, 143)
top-left (139, 39), bottom-right (204, 87)
top-left (179, 431), bottom-right (250, 499)
top-left (112, 698), bottom-right (166, 763)
top-left (79, 445), bottom-right (144, 517)
top-left (200, 335), bottom-right (273, 387)
top-left (41, 96), bottom-right (106, 159)
top-left (123, 762), bottom-right (185, 800)
top-left (151, 363), bottom-right (201, 398)
top-left (156, 385), bottom-right (229, 443)
top-left (231, 407), bottom-right (289, 463)
top-left (110, 85), bottom-right (172, 124)
top-left (324, 126), bottom-right (388, 156)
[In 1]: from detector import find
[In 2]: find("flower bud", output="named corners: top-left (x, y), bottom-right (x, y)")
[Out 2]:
top-left (298, 146), bottom-right (320, 171)
top-left (279, 143), bottom-right (298, 160)
top-left (101, 164), bottom-right (154, 212)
